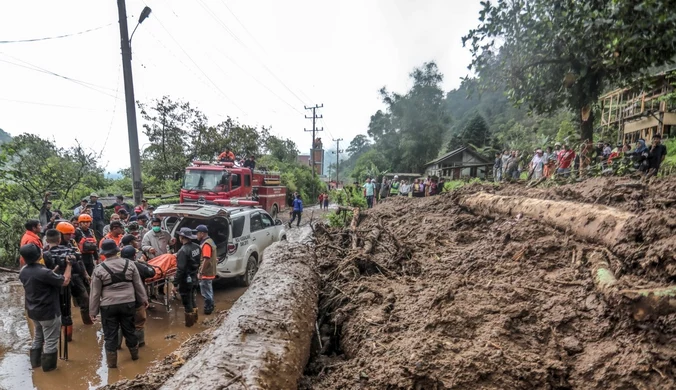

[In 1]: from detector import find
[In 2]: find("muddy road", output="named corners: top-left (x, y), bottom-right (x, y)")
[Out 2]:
top-left (0, 278), bottom-right (246, 390)
top-left (0, 206), bottom-right (324, 390)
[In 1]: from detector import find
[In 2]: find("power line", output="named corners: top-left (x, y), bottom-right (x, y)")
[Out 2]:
top-left (198, 0), bottom-right (310, 107)
top-left (0, 22), bottom-right (116, 44)
top-left (218, 0), bottom-right (317, 104)
top-left (0, 54), bottom-right (122, 99)
top-left (99, 64), bottom-right (123, 158)
top-left (0, 97), bottom-right (114, 111)
top-left (150, 11), bottom-right (248, 117)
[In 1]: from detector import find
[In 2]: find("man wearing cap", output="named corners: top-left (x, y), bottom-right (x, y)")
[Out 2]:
top-left (20, 243), bottom-right (71, 372)
top-left (141, 218), bottom-right (174, 260)
top-left (89, 193), bottom-right (105, 237)
top-left (195, 225), bottom-right (217, 315)
top-left (172, 228), bottom-right (201, 326)
top-left (89, 239), bottom-right (148, 368)
top-left (73, 198), bottom-right (88, 217)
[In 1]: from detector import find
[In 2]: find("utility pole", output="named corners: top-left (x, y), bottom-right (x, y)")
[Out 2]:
top-left (332, 138), bottom-right (343, 188)
top-left (117, 0), bottom-right (144, 205)
top-left (304, 104), bottom-right (324, 178)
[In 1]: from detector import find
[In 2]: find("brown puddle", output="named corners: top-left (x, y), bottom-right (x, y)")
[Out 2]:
top-left (0, 281), bottom-right (246, 390)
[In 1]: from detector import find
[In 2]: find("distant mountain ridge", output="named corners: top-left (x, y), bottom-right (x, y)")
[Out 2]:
top-left (0, 128), bottom-right (11, 144)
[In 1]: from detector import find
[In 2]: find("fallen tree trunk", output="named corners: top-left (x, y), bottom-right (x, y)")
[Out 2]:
top-left (350, 207), bottom-right (361, 250)
top-left (160, 241), bottom-right (319, 390)
top-left (586, 251), bottom-right (676, 321)
top-left (459, 193), bottom-right (633, 248)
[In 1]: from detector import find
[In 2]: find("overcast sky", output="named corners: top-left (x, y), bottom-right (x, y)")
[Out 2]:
top-left (0, 0), bottom-right (482, 172)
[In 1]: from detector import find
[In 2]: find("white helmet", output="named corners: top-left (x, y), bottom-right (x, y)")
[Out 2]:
top-left (394, 175), bottom-right (399, 179)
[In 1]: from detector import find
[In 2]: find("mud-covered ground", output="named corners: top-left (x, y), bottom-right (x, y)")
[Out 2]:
top-left (301, 177), bottom-right (676, 389)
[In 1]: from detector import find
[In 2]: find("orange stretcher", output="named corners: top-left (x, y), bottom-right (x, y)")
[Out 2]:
top-left (144, 253), bottom-right (178, 312)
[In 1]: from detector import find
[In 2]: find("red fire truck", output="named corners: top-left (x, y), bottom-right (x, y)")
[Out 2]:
top-left (179, 161), bottom-right (287, 218)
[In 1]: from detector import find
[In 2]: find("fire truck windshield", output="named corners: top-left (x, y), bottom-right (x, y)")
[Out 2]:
top-left (183, 169), bottom-right (229, 191)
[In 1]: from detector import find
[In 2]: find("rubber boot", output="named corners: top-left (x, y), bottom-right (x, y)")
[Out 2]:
top-left (204, 301), bottom-right (214, 315)
top-left (65, 325), bottom-right (73, 342)
top-left (135, 329), bottom-right (145, 347)
top-left (129, 345), bottom-right (140, 361)
top-left (80, 308), bottom-right (93, 325)
top-left (29, 348), bottom-right (42, 369)
top-left (193, 308), bottom-right (199, 323)
top-left (41, 352), bottom-right (57, 372)
top-left (185, 311), bottom-right (195, 327)
top-left (106, 350), bottom-right (117, 368)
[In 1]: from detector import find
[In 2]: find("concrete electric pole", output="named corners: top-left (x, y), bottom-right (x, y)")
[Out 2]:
top-left (332, 138), bottom-right (343, 187)
top-left (304, 104), bottom-right (324, 178)
top-left (117, 0), bottom-right (150, 205)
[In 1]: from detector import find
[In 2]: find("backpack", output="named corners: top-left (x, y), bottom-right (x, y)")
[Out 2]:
top-left (78, 229), bottom-right (98, 254)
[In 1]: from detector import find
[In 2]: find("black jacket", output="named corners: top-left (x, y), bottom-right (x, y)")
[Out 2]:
top-left (174, 242), bottom-right (201, 287)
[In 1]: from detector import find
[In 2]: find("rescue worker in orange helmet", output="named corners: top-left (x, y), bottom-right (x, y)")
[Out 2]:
top-left (75, 214), bottom-right (99, 277)
top-left (57, 222), bottom-right (93, 326)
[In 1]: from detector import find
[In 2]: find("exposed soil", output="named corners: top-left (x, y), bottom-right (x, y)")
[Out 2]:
top-left (301, 177), bottom-right (676, 390)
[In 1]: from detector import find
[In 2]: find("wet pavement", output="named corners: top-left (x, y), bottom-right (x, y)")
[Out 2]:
top-left (0, 208), bottom-right (325, 390)
top-left (0, 281), bottom-right (246, 390)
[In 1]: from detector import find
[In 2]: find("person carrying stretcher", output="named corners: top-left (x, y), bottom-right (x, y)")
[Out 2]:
top-left (172, 228), bottom-right (201, 327)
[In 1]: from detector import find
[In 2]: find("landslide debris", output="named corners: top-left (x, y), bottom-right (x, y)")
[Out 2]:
top-left (301, 179), bottom-right (676, 389)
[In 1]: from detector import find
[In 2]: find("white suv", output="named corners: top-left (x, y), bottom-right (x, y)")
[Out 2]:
top-left (154, 203), bottom-right (287, 286)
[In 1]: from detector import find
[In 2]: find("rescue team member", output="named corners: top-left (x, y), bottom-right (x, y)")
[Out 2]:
top-left (20, 219), bottom-right (43, 267)
top-left (195, 225), bottom-right (217, 315)
top-left (141, 218), bottom-right (174, 259)
top-left (75, 214), bottom-right (99, 277)
top-left (43, 228), bottom-right (88, 341)
top-left (122, 231), bottom-right (148, 262)
top-left (100, 220), bottom-right (125, 260)
top-left (172, 228), bottom-right (201, 327)
top-left (20, 243), bottom-right (71, 372)
top-left (89, 239), bottom-right (148, 368)
top-left (57, 222), bottom-right (93, 326)
top-left (218, 148), bottom-right (235, 162)
top-left (120, 244), bottom-right (155, 348)
top-left (89, 193), bottom-right (106, 237)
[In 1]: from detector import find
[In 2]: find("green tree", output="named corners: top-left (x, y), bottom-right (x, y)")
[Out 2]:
top-left (555, 119), bottom-right (577, 144)
top-left (351, 149), bottom-right (389, 182)
top-left (447, 113), bottom-right (490, 151)
top-left (346, 134), bottom-right (372, 157)
top-left (138, 96), bottom-right (194, 179)
top-left (464, 0), bottom-right (676, 142)
top-left (264, 135), bottom-right (299, 164)
top-left (0, 134), bottom-right (103, 265)
top-left (377, 62), bottom-right (451, 172)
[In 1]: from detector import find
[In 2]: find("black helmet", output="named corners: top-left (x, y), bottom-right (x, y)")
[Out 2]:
top-left (20, 243), bottom-right (42, 264)
top-left (120, 245), bottom-right (137, 260)
top-left (121, 234), bottom-right (137, 246)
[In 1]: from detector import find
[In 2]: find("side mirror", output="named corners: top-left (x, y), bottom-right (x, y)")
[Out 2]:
top-left (275, 219), bottom-right (282, 226)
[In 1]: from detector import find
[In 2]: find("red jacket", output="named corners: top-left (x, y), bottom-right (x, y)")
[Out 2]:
top-left (20, 231), bottom-right (43, 267)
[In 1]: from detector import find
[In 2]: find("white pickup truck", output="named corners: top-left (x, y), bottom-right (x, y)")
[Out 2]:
top-left (154, 203), bottom-right (287, 286)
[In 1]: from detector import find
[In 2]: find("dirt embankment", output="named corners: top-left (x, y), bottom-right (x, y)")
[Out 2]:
top-left (301, 177), bottom-right (676, 389)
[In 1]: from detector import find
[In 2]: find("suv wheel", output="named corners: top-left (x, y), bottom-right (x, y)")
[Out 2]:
top-left (239, 255), bottom-right (258, 287)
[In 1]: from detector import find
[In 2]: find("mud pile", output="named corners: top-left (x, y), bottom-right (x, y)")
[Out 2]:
top-left (301, 179), bottom-right (676, 389)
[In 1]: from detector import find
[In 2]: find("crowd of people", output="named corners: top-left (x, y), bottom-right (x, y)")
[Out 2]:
top-left (360, 175), bottom-right (445, 208)
top-left (494, 134), bottom-right (668, 181)
top-left (18, 192), bottom-right (219, 372)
